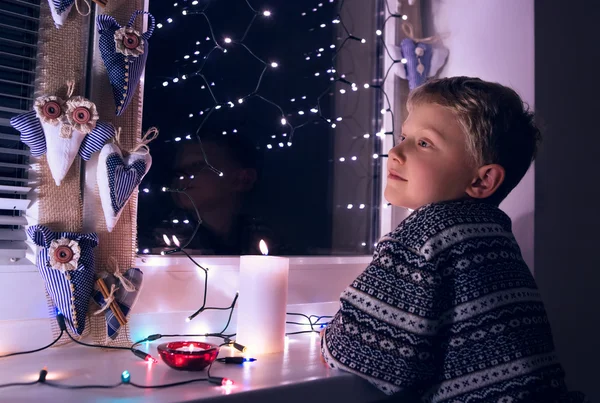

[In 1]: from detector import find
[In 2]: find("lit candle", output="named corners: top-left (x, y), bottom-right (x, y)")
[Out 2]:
top-left (236, 240), bottom-right (289, 355)
top-left (157, 341), bottom-right (219, 371)
top-left (175, 343), bottom-right (205, 352)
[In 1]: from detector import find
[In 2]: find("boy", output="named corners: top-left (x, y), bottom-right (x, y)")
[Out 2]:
top-left (321, 77), bottom-right (586, 402)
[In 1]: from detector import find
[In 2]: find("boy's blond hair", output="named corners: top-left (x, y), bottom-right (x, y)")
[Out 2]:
top-left (407, 76), bottom-right (541, 205)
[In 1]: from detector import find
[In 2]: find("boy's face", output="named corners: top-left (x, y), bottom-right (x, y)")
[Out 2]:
top-left (384, 102), bottom-right (477, 210)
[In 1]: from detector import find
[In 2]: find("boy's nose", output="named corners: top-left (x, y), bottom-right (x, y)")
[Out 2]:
top-left (388, 144), bottom-right (406, 164)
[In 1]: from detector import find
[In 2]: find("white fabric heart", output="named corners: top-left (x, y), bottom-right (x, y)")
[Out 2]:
top-left (97, 143), bottom-right (152, 232)
top-left (42, 121), bottom-right (86, 186)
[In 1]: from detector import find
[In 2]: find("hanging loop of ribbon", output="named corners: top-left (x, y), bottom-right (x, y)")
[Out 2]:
top-left (106, 256), bottom-right (137, 292)
top-left (75, 0), bottom-right (92, 16)
top-left (130, 127), bottom-right (159, 155)
top-left (112, 126), bottom-right (158, 156)
top-left (65, 79), bottom-right (76, 98)
top-left (401, 21), bottom-right (444, 44)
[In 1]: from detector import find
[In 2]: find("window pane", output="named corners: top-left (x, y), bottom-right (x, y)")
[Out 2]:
top-left (139, 0), bottom-right (383, 256)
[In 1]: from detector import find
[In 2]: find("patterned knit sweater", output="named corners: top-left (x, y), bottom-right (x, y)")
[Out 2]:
top-left (321, 200), bottom-right (586, 402)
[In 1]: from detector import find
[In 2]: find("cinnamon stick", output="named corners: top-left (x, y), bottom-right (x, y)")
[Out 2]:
top-left (96, 278), bottom-right (127, 327)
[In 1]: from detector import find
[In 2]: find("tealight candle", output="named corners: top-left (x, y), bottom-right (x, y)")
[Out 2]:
top-left (157, 341), bottom-right (219, 371)
top-left (175, 344), bottom-right (205, 353)
top-left (236, 240), bottom-right (289, 355)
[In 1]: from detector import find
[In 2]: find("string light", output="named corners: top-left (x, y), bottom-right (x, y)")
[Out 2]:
top-left (140, 0), bottom-right (405, 262)
top-left (152, 0), bottom-right (398, 152)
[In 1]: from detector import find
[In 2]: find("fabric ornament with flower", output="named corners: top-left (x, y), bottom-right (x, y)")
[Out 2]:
top-left (27, 225), bottom-right (99, 336)
top-left (9, 81), bottom-right (115, 186)
top-left (388, 22), bottom-right (449, 90)
top-left (97, 10), bottom-right (155, 116)
top-left (97, 127), bottom-right (156, 232)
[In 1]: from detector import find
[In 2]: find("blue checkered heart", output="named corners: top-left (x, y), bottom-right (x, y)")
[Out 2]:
top-left (400, 39), bottom-right (432, 90)
top-left (48, 0), bottom-right (75, 28)
top-left (27, 225), bottom-right (99, 336)
top-left (97, 11), bottom-right (155, 116)
top-left (92, 268), bottom-right (143, 339)
top-left (97, 142), bottom-right (152, 232)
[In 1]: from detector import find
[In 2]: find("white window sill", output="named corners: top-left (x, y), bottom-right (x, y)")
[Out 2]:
top-left (0, 255), bottom-right (372, 273)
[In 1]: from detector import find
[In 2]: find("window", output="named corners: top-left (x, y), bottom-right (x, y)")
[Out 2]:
top-left (139, 0), bottom-right (384, 256)
top-left (0, 0), bottom-right (39, 264)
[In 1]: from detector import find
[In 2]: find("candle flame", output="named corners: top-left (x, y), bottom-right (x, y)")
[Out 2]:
top-left (188, 344), bottom-right (194, 352)
top-left (172, 235), bottom-right (181, 247)
top-left (162, 234), bottom-right (171, 246)
top-left (259, 239), bottom-right (268, 256)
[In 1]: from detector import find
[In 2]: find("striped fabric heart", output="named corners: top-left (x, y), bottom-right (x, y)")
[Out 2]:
top-left (10, 96), bottom-right (114, 186)
top-left (97, 11), bottom-right (155, 116)
top-left (27, 225), bottom-right (99, 336)
top-left (92, 268), bottom-right (143, 339)
top-left (400, 39), bottom-right (432, 90)
top-left (97, 142), bottom-right (152, 232)
top-left (48, 0), bottom-right (75, 28)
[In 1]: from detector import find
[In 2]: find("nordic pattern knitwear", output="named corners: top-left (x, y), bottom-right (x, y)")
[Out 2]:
top-left (322, 199), bottom-right (587, 402)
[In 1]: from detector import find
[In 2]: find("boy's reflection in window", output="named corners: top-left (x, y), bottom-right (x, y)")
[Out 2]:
top-left (159, 134), bottom-right (276, 255)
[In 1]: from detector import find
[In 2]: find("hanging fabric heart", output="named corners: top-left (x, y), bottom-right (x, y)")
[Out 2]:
top-left (47, 0), bottom-right (91, 28)
top-left (10, 81), bottom-right (115, 186)
top-left (92, 264), bottom-right (143, 340)
top-left (97, 128), bottom-right (156, 232)
top-left (401, 39), bottom-right (432, 90)
top-left (97, 10), bottom-right (155, 116)
top-left (396, 22), bottom-right (449, 90)
top-left (27, 225), bottom-right (99, 336)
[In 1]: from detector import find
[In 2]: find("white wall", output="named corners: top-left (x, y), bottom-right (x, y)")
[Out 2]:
top-left (0, 257), bottom-right (368, 353)
top-left (422, 0), bottom-right (535, 271)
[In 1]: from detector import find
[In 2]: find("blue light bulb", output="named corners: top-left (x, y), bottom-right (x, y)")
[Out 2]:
top-left (121, 370), bottom-right (131, 383)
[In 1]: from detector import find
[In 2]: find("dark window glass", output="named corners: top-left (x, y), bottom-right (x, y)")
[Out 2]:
top-left (139, 0), bottom-right (382, 256)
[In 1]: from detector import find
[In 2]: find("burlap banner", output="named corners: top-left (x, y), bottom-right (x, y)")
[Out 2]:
top-left (33, 0), bottom-right (147, 347)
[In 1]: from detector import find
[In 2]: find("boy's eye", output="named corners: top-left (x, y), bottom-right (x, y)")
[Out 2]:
top-left (396, 135), bottom-right (406, 143)
top-left (418, 139), bottom-right (430, 148)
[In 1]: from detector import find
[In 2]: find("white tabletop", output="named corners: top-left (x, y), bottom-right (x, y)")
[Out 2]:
top-left (0, 333), bottom-right (385, 403)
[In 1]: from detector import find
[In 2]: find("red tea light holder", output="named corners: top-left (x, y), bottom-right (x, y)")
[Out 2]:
top-left (157, 341), bottom-right (220, 371)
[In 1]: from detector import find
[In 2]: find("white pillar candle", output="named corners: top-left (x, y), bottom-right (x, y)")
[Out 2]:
top-left (236, 240), bottom-right (289, 356)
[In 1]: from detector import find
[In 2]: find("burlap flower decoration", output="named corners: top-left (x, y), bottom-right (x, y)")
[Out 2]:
top-left (49, 238), bottom-right (81, 273)
top-left (114, 27), bottom-right (145, 57)
top-left (65, 96), bottom-right (99, 134)
top-left (34, 96), bottom-right (65, 126)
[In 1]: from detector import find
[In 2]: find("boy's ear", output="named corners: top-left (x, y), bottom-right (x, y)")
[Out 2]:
top-left (465, 164), bottom-right (505, 199)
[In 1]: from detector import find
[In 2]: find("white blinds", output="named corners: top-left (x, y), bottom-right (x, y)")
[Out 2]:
top-left (0, 0), bottom-right (40, 263)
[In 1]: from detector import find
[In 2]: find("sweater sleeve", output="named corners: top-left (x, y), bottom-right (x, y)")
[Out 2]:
top-left (321, 236), bottom-right (446, 396)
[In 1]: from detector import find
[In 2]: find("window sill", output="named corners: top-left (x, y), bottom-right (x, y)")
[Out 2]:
top-left (137, 255), bottom-right (372, 272)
